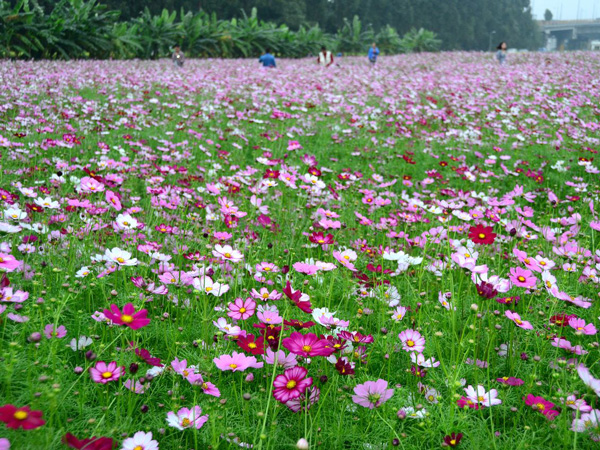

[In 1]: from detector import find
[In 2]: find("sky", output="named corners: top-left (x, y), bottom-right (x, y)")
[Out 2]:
top-left (532, 0), bottom-right (600, 20)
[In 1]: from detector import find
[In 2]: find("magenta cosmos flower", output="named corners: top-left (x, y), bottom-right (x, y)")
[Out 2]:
top-left (273, 366), bottom-right (313, 403)
top-left (509, 267), bottom-right (537, 288)
top-left (282, 332), bottom-right (335, 357)
top-left (505, 310), bottom-right (533, 330)
top-left (213, 351), bottom-right (263, 372)
top-left (102, 303), bottom-right (150, 330)
top-left (523, 394), bottom-right (559, 420)
top-left (227, 297), bottom-right (256, 321)
top-left (398, 329), bottom-right (426, 353)
top-left (89, 361), bottom-right (125, 384)
top-left (352, 379), bottom-right (394, 409)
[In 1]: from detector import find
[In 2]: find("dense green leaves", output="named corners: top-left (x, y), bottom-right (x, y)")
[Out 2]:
top-left (0, 0), bottom-right (541, 59)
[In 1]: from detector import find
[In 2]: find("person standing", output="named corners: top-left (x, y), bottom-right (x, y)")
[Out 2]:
top-left (496, 42), bottom-right (507, 65)
top-left (259, 49), bottom-right (277, 68)
top-left (172, 45), bottom-right (184, 68)
top-left (368, 42), bottom-right (380, 66)
top-left (317, 46), bottom-right (334, 67)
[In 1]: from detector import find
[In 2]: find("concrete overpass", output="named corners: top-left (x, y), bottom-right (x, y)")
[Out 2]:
top-left (538, 20), bottom-right (600, 50)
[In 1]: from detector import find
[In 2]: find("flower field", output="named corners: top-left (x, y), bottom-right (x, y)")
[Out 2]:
top-left (0, 52), bottom-right (599, 449)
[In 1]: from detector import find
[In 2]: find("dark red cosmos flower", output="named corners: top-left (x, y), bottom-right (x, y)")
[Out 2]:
top-left (133, 346), bottom-right (163, 367)
top-left (263, 169), bottom-right (280, 179)
top-left (496, 296), bottom-right (520, 305)
top-left (338, 331), bottom-right (374, 344)
top-left (25, 203), bottom-right (44, 213)
top-left (63, 433), bottom-right (116, 450)
top-left (550, 314), bottom-right (575, 327)
top-left (283, 281), bottom-right (313, 314)
top-left (237, 334), bottom-right (265, 355)
top-left (253, 324), bottom-right (282, 350)
top-left (456, 397), bottom-right (480, 410)
top-left (309, 232), bottom-right (334, 246)
top-left (284, 319), bottom-right (315, 330)
top-left (308, 166), bottom-right (321, 176)
top-left (322, 335), bottom-right (348, 353)
top-left (335, 357), bottom-right (355, 376)
top-left (476, 281), bottom-right (498, 299)
top-left (468, 224), bottom-right (496, 245)
top-left (0, 405), bottom-right (45, 429)
top-left (411, 365), bottom-right (427, 378)
top-left (443, 432), bottom-right (463, 447)
top-left (366, 263), bottom-right (394, 274)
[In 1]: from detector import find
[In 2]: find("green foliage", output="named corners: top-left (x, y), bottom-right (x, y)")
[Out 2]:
top-left (0, 0), bottom-right (543, 59)
top-left (399, 28), bottom-right (442, 53)
top-left (544, 9), bottom-right (553, 22)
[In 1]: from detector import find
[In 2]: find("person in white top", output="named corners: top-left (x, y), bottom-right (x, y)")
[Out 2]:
top-left (317, 46), bottom-right (334, 67)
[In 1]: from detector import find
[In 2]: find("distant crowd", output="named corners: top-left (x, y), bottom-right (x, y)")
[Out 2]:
top-left (171, 41), bottom-right (509, 69)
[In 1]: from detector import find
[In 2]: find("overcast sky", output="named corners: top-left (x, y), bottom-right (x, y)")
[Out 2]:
top-left (532, 0), bottom-right (600, 20)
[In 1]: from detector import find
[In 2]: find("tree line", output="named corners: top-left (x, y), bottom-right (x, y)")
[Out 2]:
top-left (1, 0), bottom-right (541, 60)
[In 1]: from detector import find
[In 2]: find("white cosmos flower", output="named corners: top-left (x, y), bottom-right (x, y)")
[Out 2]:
top-left (104, 247), bottom-right (138, 266)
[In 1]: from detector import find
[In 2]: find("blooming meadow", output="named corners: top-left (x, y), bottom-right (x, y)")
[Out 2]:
top-left (0, 52), bottom-right (599, 449)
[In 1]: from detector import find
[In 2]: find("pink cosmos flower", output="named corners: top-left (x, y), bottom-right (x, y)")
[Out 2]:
top-left (43, 324), bottom-right (67, 339)
top-left (273, 366), bottom-right (313, 403)
top-left (398, 329), bottom-right (426, 353)
top-left (282, 332), bottom-right (335, 357)
top-left (571, 409), bottom-right (600, 435)
top-left (105, 190), bottom-right (122, 211)
top-left (352, 379), bottom-right (394, 409)
top-left (251, 287), bottom-right (282, 301)
top-left (212, 244), bottom-right (243, 262)
top-left (166, 406), bottom-right (208, 430)
top-left (292, 262), bottom-right (320, 275)
top-left (102, 303), bottom-right (150, 330)
top-left (89, 361), bottom-right (125, 384)
top-left (523, 394), bottom-right (559, 420)
top-left (505, 310), bottom-right (533, 330)
top-left (213, 352), bottom-right (263, 372)
top-left (509, 267), bottom-right (537, 288)
top-left (264, 348), bottom-right (298, 369)
top-left (227, 297), bottom-right (256, 321)
top-left (0, 253), bottom-right (21, 272)
top-left (569, 317), bottom-right (597, 335)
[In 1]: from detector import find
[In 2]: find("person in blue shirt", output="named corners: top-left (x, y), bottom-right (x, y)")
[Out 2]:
top-left (368, 42), bottom-right (380, 66)
top-left (259, 49), bottom-right (276, 68)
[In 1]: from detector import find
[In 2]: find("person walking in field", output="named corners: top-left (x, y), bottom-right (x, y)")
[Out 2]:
top-left (259, 49), bottom-right (277, 68)
top-left (172, 45), bottom-right (185, 67)
top-left (317, 46), bottom-right (334, 67)
top-left (496, 42), bottom-right (507, 65)
top-left (368, 42), bottom-right (380, 66)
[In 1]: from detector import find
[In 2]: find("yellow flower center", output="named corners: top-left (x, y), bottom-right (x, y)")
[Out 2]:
top-left (478, 233), bottom-right (485, 239)
top-left (302, 345), bottom-right (312, 353)
top-left (134, 446), bottom-right (143, 450)
top-left (239, 307), bottom-right (246, 313)
top-left (536, 403), bottom-right (545, 411)
top-left (121, 314), bottom-right (133, 323)
top-left (102, 371), bottom-right (113, 379)
top-left (205, 287), bottom-right (213, 292)
top-left (224, 252), bottom-right (231, 258)
top-left (450, 439), bottom-right (456, 445)
top-left (515, 319), bottom-right (523, 325)
top-left (406, 340), bottom-right (415, 347)
top-left (286, 380), bottom-right (297, 389)
top-left (117, 257), bottom-right (125, 263)
top-left (264, 267), bottom-right (271, 271)
top-left (517, 276), bottom-right (526, 282)
top-left (262, 293), bottom-right (269, 299)
top-left (181, 418), bottom-right (191, 427)
top-left (229, 364), bottom-right (237, 369)
top-left (13, 411), bottom-right (28, 420)
top-left (318, 239), bottom-right (324, 243)
top-left (248, 343), bottom-right (257, 349)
